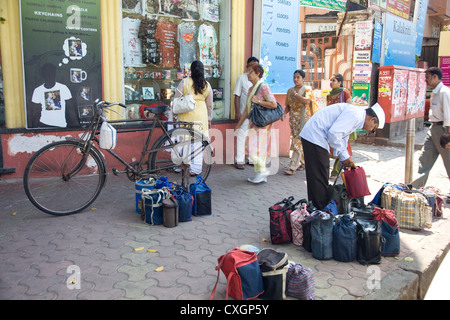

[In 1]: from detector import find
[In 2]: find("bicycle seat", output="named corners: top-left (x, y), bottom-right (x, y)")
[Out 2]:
top-left (145, 105), bottom-right (170, 115)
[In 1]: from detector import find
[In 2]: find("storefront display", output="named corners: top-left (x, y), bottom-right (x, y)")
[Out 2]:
top-left (122, 0), bottom-right (229, 120)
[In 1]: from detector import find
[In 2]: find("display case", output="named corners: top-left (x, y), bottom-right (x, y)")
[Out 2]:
top-left (122, 0), bottom-right (230, 121)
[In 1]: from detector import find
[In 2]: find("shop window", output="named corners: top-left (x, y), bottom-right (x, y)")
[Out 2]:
top-left (122, 0), bottom-right (230, 121)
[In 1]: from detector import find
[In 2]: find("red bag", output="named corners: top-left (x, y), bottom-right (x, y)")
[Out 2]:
top-left (342, 166), bottom-right (371, 199)
top-left (209, 248), bottom-right (264, 300)
top-left (372, 206), bottom-right (398, 227)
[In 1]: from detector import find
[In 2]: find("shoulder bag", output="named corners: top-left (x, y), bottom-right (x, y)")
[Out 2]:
top-left (248, 84), bottom-right (284, 127)
top-left (173, 79), bottom-right (196, 114)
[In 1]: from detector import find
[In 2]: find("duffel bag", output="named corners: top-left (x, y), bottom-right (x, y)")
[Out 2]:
top-left (333, 214), bottom-right (357, 262)
top-left (257, 248), bottom-right (289, 300)
top-left (269, 196), bottom-right (296, 244)
top-left (189, 175), bottom-right (212, 216)
top-left (311, 211), bottom-right (334, 260)
top-left (210, 248), bottom-right (264, 300)
top-left (356, 219), bottom-right (385, 265)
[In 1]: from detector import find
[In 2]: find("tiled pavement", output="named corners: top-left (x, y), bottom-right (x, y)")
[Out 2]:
top-left (0, 130), bottom-right (449, 300)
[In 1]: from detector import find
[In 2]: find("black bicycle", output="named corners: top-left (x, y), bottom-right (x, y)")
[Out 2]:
top-left (23, 100), bottom-right (213, 216)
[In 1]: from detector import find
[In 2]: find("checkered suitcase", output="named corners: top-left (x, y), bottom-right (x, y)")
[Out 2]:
top-left (381, 186), bottom-right (428, 230)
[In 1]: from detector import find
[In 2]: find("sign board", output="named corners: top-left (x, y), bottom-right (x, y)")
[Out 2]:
top-left (299, 0), bottom-right (346, 11)
top-left (21, 0), bottom-right (102, 129)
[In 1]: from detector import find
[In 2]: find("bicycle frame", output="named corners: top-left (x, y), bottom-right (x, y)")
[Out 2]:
top-left (74, 101), bottom-right (201, 181)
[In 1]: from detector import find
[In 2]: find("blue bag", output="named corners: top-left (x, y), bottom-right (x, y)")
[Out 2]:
top-left (311, 211), bottom-right (334, 260)
top-left (332, 214), bottom-right (357, 262)
top-left (135, 178), bottom-right (156, 214)
top-left (142, 188), bottom-right (171, 226)
top-left (172, 186), bottom-right (193, 222)
top-left (189, 175), bottom-right (212, 216)
top-left (381, 220), bottom-right (400, 256)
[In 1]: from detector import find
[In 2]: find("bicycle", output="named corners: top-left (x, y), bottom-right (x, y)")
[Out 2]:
top-left (23, 100), bottom-right (213, 216)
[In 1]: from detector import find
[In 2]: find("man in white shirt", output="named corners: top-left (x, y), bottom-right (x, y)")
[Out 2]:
top-left (234, 57), bottom-right (259, 169)
top-left (300, 103), bottom-right (385, 209)
top-left (411, 67), bottom-right (450, 188)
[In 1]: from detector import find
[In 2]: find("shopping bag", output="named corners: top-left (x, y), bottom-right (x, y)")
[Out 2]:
top-left (342, 166), bottom-right (371, 199)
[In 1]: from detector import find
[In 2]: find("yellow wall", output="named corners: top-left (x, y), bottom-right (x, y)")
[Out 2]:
top-left (0, 0), bottom-right (25, 129)
top-left (1, 0), bottom-right (244, 127)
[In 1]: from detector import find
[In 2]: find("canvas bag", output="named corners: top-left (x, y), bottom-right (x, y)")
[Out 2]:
top-left (311, 211), bottom-right (334, 260)
top-left (210, 248), bottom-right (264, 300)
top-left (269, 196), bottom-right (296, 244)
top-left (257, 248), bottom-right (289, 300)
top-left (290, 201), bottom-right (310, 247)
top-left (171, 186), bottom-right (193, 222)
top-left (173, 79), bottom-right (196, 114)
top-left (332, 214), bottom-right (357, 262)
top-left (189, 175), bottom-right (212, 216)
top-left (286, 263), bottom-right (315, 300)
top-left (142, 188), bottom-right (171, 226)
top-left (341, 166), bottom-right (371, 199)
top-left (99, 121), bottom-right (117, 150)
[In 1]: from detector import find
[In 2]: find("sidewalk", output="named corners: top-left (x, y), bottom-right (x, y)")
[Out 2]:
top-left (0, 130), bottom-right (449, 300)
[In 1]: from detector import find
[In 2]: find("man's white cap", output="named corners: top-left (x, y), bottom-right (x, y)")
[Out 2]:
top-left (371, 103), bottom-right (385, 129)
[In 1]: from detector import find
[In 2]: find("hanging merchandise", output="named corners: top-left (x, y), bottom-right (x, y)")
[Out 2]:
top-left (181, 0), bottom-right (200, 20)
top-left (201, 0), bottom-right (220, 23)
top-left (123, 17), bottom-right (146, 67)
top-left (178, 22), bottom-right (198, 70)
top-left (155, 19), bottom-right (179, 68)
top-left (139, 17), bottom-right (161, 66)
top-left (198, 24), bottom-right (218, 67)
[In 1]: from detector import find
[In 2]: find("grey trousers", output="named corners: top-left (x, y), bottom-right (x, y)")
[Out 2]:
top-left (411, 124), bottom-right (450, 188)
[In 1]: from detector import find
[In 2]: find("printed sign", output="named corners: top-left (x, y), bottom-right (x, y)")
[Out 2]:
top-left (299, 0), bottom-right (347, 11)
top-left (383, 13), bottom-right (416, 68)
top-left (352, 21), bottom-right (373, 107)
top-left (259, 0), bottom-right (301, 94)
top-left (21, 0), bottom-right (102, 129)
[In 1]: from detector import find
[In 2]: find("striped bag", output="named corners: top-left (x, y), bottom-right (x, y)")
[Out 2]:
top-left (381, 186), bottom-right (428, 230)
top-left (286, 263), bottom-right (315, 300)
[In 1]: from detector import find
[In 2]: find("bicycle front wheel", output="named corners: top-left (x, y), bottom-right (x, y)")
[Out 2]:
top-left (23, 140), bottom-right (106, 216)
top-left (149, 128), bottom-right (213, 182)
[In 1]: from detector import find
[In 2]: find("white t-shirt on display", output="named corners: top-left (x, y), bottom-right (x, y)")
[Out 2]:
top-left (32, 82), bottom-right (72, 127)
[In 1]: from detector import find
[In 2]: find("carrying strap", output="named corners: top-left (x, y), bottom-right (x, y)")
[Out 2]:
top-left (142, 188), bottom-right (171, 225)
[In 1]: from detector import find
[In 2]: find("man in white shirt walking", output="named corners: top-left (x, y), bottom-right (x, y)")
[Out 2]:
top-left (411, 67), bottom-right (450, 188)
top-left (234, 57), bottom-right (259, 169)
top-left (300, 103), bottom-right (385, 209)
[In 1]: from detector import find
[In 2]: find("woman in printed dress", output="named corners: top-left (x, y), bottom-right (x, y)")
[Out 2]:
top-left (327, 73), bottom-right (354, 178)
top-left (283, 70), bottom-right (314, 175)
top-left (236, 62), bottom-right (278, 184)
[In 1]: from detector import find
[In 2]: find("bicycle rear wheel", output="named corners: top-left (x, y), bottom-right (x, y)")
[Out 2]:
top-left (23, 140), bottom-right (106, 216)
top-left (149, 128), bottom-right (213, 183)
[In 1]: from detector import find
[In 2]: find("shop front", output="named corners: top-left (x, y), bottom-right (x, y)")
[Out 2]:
top-left (0, 0), bottom-right (295, 180)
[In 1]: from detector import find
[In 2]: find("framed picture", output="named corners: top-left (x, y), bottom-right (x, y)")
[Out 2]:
top-left (142, 87), bottom-right (155, 100)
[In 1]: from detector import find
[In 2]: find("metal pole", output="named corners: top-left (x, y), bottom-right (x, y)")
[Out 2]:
top-left (405, 118), bottom-right (416, 184)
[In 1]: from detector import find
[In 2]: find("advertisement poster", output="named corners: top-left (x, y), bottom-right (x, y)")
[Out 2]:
top-left (414, 0), bottom-right (429, 56)
top-left (260, 0), bottom-right (300, 94)
top-left (441, 56), bottom-right (450, 87)
top-left (383, 13), bottom-right (416, 68)
top-left (386, 0), bottom-right (411, 20)
top-left (372, 20), bottom-right (383, 64)
top-left (352, 21), bottom-right (373, 107)
top-left (21, 0), bottom-right (102, 129)
top-left (392, 69), bottom-right (409, 121)
top-left (406, 71), bottom-right (426, 119)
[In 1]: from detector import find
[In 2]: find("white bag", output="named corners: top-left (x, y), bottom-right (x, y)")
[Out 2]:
top-left (173, 79), bottom-right (196, 114)
top-left (99, 121), bottom-right (117, 150)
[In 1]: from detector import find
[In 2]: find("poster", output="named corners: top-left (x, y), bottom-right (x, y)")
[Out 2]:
top-left (386, 0), bottom-right (411, 20)
top-left (21, 0), bottom-right (102, 129)
top-left (352, 21), bottom-right (373, 107)
top-left (383, 13), bottom-right (416, 68)
top-left (372, 20), bottom-right (383, 64)
top-left (414, 0), bottom-right (429, 56)
top-left (259, 0), bottom-right (301, 94)
top-left (440, 57), bottom-right (450, 87)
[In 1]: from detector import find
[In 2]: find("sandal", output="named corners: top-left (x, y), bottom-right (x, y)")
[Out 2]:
top-left (235, 163), bottom-right (245, 170)
top-left (297, 165), bottom-right (305, 171)
top-left (284, 169), bottom-right (296, 176)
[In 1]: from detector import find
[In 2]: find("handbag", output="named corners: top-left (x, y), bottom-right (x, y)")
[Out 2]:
top-left (172, 79), bottom-right (196, 114)
top-left (269, 196), bottom-right (296, 244)
top-left (248, 84), bottom-right (284, 127)
top-left (341, 166), bottom-right (371, 199)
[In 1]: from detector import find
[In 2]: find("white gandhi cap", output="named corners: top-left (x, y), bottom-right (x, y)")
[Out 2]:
top-left (371, 103), bottom-right (385, 129)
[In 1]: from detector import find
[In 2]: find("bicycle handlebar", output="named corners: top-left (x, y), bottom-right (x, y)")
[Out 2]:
top-left (94, 99), bottom-right (127, 109)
